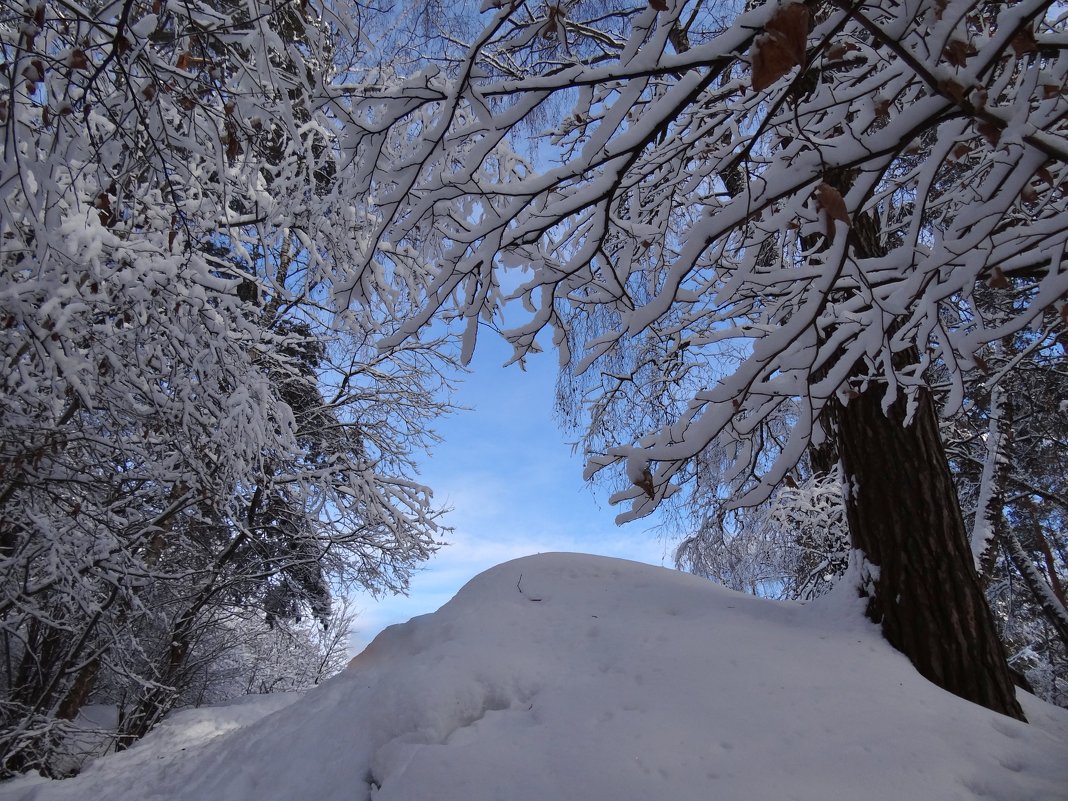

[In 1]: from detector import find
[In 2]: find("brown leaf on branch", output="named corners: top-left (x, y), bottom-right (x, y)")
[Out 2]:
top-left (95, 192), bottom-right (114, 227)
top-left (943, 39), bottom-right (974, 68)
top-left (977, 121), bottom-right (1001, 147)
top-left (225, 122), bottom-right (242, 164)
top-left (826, 43), bottom-right (848, 60)
top-left (649, 0), bottom-right (668, 10)
top-left (635, 467), bottom-right (655, 500)
top-left (21, 59), bottom-right (46, 87)
top-left (815, 183), bottom-right (850, 242)
top-left (751, 4), bottom-right (810, 92)
top-left (1011, 29), bottom-right (1037, 56)
top-left (986, 266), bottom-right (1010, 289)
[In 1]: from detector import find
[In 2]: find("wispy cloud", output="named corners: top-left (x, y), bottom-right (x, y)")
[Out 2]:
top-left (347, 334), bottom-right (677, 654)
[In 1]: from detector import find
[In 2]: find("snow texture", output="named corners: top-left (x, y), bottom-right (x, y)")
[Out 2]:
top-left (2, 553), bottom-right (1065, 801)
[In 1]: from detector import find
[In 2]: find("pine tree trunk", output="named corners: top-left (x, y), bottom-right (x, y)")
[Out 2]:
top-left (831, 386), bottom-right (1026, 720)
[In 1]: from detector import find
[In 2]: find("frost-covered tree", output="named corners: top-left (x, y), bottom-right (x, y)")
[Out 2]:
top-left (0, 0), bottom-right (454, 772)
top-left (676, 468), bottom-right (849, 601)
top-left (335, 0), bottom-right (1068, 719)
top-left (944, 320), bottom-right (1068, 703)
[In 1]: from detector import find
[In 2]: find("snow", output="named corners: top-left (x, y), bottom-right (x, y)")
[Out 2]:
top-left (3, 553), bottom-right (1066, 801)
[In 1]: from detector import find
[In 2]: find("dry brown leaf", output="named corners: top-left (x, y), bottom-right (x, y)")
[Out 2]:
top-left (826, 43), bottom-right (848, 60)
top-left (635, 467), bottom-right (655, 500)
top-left (768, 3), bottom-right (809, 63)
top-left (21, 59), bottom-right (45, 86)
top-left (986, 266), bottom-right (1010, 289)
top-left (752, 35), bottom-right (796, 91)
top-left (751, 4), bottom-right (810, 92)
top-left (225, 124), bottom-right (242, 164)
top-left (943, 39), bottom-right (971, 68)
top-left (815, 183), bottom-right (850, 242)
top-left (1011, 29), bottom-right (1037, 56)
top-left (95, 192), bottom-right (113, 227)
top-left (649, 0), bottom-right (667, 10)
top-left (977, 121), bottom-right (1001, 147)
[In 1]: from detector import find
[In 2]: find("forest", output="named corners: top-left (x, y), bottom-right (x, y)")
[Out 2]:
top-left (0, 0), bottom-right (1065, 778)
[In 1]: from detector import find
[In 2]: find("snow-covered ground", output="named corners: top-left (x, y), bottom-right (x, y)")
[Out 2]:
top-left (2, 553), bottom-right (1066, 801)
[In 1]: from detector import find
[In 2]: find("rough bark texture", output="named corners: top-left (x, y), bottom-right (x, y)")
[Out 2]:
top-left (832, 387), bottom-right (1026, 720)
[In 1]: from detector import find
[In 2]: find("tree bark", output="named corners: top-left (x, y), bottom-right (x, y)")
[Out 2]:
top-left (831, 387), bottom-right (1026, 720)
top-left (55, 658), bottom-right (100, 722)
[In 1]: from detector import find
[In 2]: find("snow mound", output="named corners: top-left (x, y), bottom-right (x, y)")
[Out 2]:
top-left (3, 553), bottom-right (1066, 801)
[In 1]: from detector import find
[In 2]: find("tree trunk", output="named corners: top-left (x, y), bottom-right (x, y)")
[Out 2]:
top-left (115, 619), bottom-right (194, 750)
top-left (831, 386), bottom-right (1026, 720)
top-left (55, 658), bottom-right (100, 721)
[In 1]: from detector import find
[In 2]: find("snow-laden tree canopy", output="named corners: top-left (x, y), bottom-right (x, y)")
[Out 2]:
top-left (332, 0), bottom-right (1067, 519)
top-left (0, 0), bottom-right (457, 768)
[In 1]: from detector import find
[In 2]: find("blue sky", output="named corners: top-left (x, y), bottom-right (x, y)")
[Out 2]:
top-left (348, 331), bottom-right (675, 652)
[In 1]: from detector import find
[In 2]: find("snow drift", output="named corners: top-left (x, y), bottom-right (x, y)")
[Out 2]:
top-left (2, 553), bottom-right (1066, 801)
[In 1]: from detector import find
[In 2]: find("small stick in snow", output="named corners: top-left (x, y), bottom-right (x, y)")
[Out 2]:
top-left (516, 574), bottom-right (542, 602)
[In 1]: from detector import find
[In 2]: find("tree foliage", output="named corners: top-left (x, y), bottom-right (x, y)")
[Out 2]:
top-left (0, 0), bottom-right (455, 772)
top-left (3, 0), bottom-right (1066, 769)
top-left (333, 0), bottom-right (1065, 717)
top-left (341, 0), bottom-right (1066, 518)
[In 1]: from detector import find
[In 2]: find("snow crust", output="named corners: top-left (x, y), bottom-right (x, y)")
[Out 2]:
top-left (3, 553), bottom-right (1066, 801)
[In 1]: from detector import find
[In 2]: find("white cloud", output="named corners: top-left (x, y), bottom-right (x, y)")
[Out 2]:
top-left (346, 333), bottom-right (677, 654)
